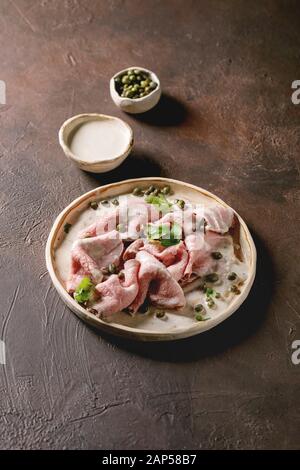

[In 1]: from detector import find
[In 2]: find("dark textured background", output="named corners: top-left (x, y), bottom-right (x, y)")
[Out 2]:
top-left (0, 0), bottom-right (299, 449)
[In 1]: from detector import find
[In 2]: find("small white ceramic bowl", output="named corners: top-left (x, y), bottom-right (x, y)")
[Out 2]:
top-left (58, 113), bottom-right (133, 173)
top-left (110, 66), bottom-right (161, 114)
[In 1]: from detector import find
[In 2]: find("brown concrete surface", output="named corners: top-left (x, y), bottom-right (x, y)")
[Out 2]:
top-left (0, 0), bottom-right (299, 449)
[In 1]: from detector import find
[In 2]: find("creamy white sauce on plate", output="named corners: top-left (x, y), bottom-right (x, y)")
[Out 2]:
top-left (54, 192), bottom-right (250, 332)
top-left (70, 118), bottom-right (130, 162)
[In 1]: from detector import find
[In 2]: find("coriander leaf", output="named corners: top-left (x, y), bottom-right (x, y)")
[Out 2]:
top-left (146, 223), bottom-right (161, 240)
top-left (74, 277), bottom-right (94, 304)
top-left (146, 222), bottom-right (181, 247)
top-left (160, 238), bottom-right (181, 247)
top-left (145, 193), bottom-right (172, 213)
top-left (170, 222), bottom-right (182, 240)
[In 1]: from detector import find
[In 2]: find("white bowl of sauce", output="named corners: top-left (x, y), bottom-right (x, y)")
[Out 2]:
top-left (59, 113), bottom-right (134, 173)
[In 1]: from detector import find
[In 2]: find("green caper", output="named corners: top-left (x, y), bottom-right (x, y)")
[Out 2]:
top-left (194, 304), bottom-right (204, 313)
top-left (161, 185), bottom-right (171, 195)
top-left (118, 271), bottom-right (125, 281)
top-left (90, 201), bottom-right (98, 210)
top-left (116, 223), bottom-right (126, 232)
top-left (112, 199), bottom-right (119, 206)
top-left (215, 292), bottom-right (221, 299)
top-left (195, 313), bottom-right (204, 321)
top-left (200, 281), bottom-right (207, 292)
top-left (204, 273), bottom-right (219, 283)
top-left (108, 263), bottom-right (118, 274)
top-left (177, 199), bottom-right (185, 209)
top-left (115, 70), bottom-right (156, 98)
top-left (207, 299), bottom-right (215, 308)
top-left (145, 185), bottom-right (155, 195)
top-left (228, 272), bottom-right (237, 281)
top-left (211, 251), bottom-right (222, 260)
top-left (231, 285), bottom-right (241, 295)
top-left (155, 311), bottom-right (165, 319)
top-left (133, 187), bottom-right (142, 196)
top-left (64, 223), bottom-right (72, 234)
top-left (101, 200), bottom-right (110, 207)
top-left (205, 287), bottom-right (214, 297)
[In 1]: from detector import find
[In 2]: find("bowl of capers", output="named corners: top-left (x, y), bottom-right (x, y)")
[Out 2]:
top-left (110, 66), bottom-right (161, 114)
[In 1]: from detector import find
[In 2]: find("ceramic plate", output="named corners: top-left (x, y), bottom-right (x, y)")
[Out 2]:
top-left (45, 178), bottom-right (256, 341)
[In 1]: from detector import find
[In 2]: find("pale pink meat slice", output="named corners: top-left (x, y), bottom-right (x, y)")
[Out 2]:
top-left (79, 197), bottom-right (160, 240)
top-left (93, 259), bottom-right (140, 317)
top-left (166, 245), bottom-right (189, 281)
top-left (123, 238), bottom-right (145, 260)
top-left (121, 197), bottom-right (160, 239)
top-left (201, 205), bottom-right (234, 234)
top-left (66, 230), bottom-right (123, 292)
top-left (129, 251), bottom-right (186, 313)
top-left (154, 203), bottom-right (234, 236)
top-left (184, 231), bottom-right (228, 280)
top-left (152, 208), bottom-right (193, 237)
top-left (142, 241), bottom-right (188, 281)
top-left (79, 210), bottom-right (118, 239)
top-left (123, 239), bottom-right (188, 282)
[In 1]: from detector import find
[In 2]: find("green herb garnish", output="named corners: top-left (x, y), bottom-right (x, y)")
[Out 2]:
top-left (74, 277), bottom-right (94, 304)
top-left (146, 222), bottom-right (182, 247)
top-left (145, 193), bottom-right (172, 213)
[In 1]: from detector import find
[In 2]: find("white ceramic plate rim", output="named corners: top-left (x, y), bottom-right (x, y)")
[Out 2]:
top-left (45, 177), bottom-right (257, 341)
